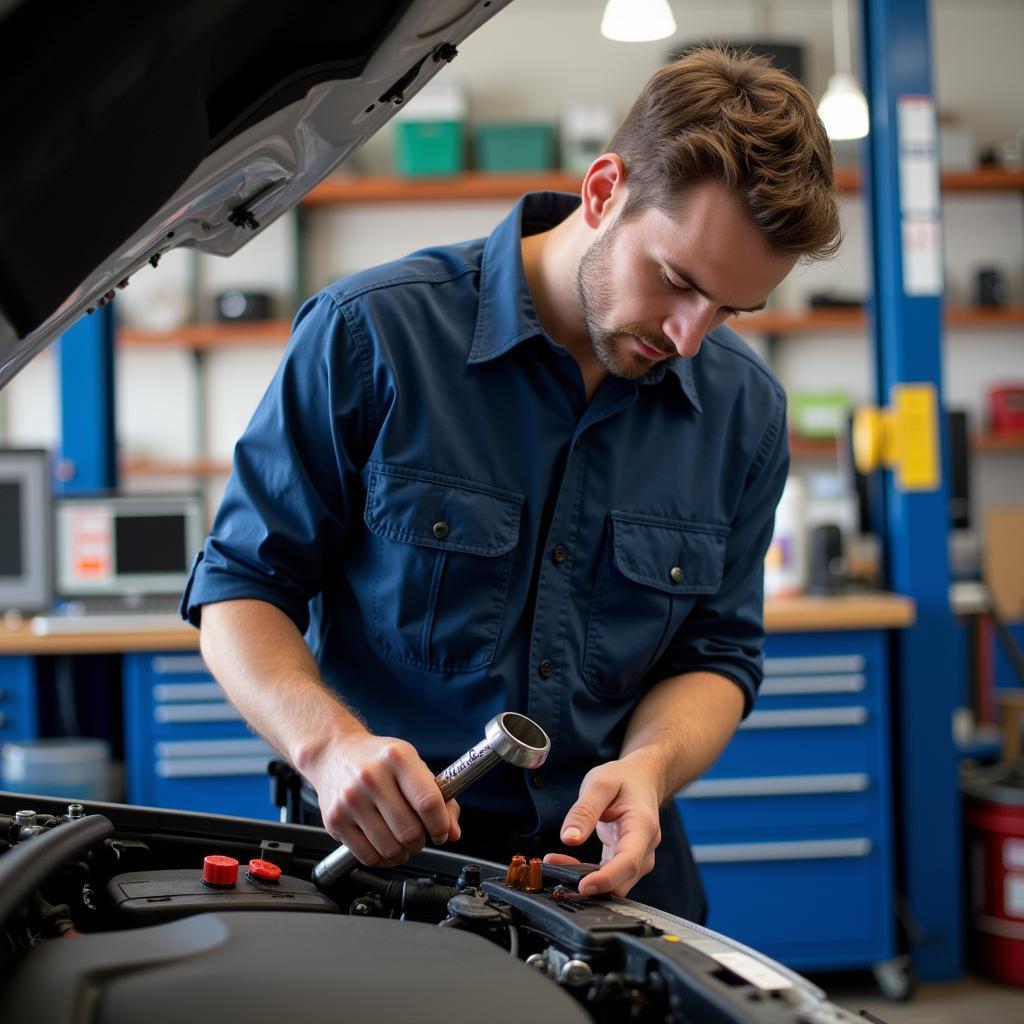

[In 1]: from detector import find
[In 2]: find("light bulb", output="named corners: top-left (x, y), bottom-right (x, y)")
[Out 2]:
top-left (817, 72), bottom-right (870, 141)
top-left (600, 0), bottom-right (676, 43)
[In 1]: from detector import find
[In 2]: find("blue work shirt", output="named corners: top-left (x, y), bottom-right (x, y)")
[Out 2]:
top-left (182, 191), bottom-right (789, 833)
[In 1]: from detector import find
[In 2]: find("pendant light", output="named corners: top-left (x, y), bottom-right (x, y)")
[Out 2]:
top-left (817, 0), bottom-right (869, 140)
top-left (600, 0), bottom-right (676, 43)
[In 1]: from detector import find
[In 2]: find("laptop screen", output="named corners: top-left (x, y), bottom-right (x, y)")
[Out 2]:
top-left (54, 494), bottom-right (204, 598)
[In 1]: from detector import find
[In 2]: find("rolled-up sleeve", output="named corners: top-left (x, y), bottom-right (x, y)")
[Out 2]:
top-left (180, 292), bottom-right (375, 633)
top-left (647, 389), bottom-right (789, 714)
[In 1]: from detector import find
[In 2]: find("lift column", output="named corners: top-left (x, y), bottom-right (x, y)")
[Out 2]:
top-left (861, 0), bottom-right (962, 981)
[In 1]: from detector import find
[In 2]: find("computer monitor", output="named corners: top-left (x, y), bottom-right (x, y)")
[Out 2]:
top-left (53, 493), bottom-right (204, 599)
top-left (0, 448), bottom-right (52, 613)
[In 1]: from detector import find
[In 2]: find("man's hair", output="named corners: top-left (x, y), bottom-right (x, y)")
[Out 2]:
top-left (608, 46), bottom-right (841, 261)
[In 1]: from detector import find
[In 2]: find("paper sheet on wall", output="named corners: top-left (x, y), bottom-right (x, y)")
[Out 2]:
top-left (901, 216), bottom-right (944, 296)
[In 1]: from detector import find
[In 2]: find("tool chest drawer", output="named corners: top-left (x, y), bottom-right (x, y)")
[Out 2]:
top-left (0, 656), bottom-right (37, 742)
top-left (693, 838), bottom-right (890, 969)
top-left (123, 652), bottom-right (279, 820)
top-left (677, 630), bottom-right (895, 971)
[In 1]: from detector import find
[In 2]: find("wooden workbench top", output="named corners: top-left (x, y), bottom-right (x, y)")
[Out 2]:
top-left (0, 592), bottom-right (915, 655)
top-left (763, 591), bottom-right (916, 632)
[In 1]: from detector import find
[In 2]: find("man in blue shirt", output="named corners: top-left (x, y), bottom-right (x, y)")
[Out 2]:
top-left (183, 47), bottom-right (840, 921)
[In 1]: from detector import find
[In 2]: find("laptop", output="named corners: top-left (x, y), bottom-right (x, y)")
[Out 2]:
top-left (31, 493), bottom-right (204, 635)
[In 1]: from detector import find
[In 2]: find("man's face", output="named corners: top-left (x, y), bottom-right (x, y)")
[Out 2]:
top-left (575, 180), bottom-right (798, 377)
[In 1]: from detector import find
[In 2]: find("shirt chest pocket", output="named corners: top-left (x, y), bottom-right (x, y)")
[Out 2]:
top-left (583, 512), bottom-right (729, 699)
top-left (364, 464), bottom-right (524, 673)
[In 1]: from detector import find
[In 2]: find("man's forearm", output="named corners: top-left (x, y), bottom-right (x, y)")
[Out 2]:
top-left (198, 598), bottom-right (368, 776)
top-left (619, 671), bottom-right (745, 804)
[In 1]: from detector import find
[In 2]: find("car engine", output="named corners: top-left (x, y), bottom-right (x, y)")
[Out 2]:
top-left (0, 792), bottom-right (878, 1024)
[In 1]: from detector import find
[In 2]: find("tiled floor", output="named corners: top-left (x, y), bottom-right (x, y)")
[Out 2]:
top-left (816, 974), bottom-right (1024, 1023)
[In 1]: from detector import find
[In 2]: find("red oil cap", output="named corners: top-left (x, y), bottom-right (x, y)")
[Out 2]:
top-left (202, 855), bottom-right (239, 887)
top-left (247, 858), bottom-right (282, 883)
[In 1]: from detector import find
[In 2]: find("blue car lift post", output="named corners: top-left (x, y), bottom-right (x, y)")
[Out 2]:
top-left (861, 0), bottom-right (963, 982)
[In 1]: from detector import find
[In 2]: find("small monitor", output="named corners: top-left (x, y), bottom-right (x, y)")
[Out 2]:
top-left (53, 493), bottom-right (204, 599)
top-left (0, 448), bottom-right (52, 613)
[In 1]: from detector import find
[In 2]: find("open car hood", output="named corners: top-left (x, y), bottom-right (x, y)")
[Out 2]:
top-left (0, 0), bottom-right (512, 389)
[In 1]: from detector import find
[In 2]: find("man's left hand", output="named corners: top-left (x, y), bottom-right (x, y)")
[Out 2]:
top-left (544, 756), bottom-right (662, 898)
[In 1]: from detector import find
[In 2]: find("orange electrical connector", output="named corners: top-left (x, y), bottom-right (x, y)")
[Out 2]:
top-left (504, 854), bottom-right (527, 889)
top-left (525, 857), bottom-right (543, 892)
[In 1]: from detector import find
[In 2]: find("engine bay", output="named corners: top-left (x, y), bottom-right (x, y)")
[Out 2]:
top-left (0, 793), bottom-right (878, 1024)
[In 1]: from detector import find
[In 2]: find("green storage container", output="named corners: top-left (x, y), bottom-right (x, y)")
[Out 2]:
top-left (395, 120), bottom-right (464, 177)
top-left (475, 122), bottom-right (554, 173)
top-left (790, 391), bottom-right (851, 438)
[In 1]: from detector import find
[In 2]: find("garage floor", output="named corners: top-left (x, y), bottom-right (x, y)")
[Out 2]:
top-left (819, 974), bottom-right (1024, 1023)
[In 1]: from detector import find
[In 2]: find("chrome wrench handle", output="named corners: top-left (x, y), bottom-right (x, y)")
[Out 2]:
top-left (312, 711), bottom-right (549, 889)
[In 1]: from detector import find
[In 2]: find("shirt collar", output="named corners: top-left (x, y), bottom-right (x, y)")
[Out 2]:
top-left (468, 190), bottom-right (702, 414)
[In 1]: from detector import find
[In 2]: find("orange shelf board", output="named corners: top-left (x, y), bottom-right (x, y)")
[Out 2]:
top-left (122, 457), bottom-right (231, 477)
top-left (743, 309), bottom-right (865, 333)
top-left (741, 306), bottom-right (1024, 334)
top-left (119, 320), bottom-right (292, 349)
top-left (941, 168), bottom-right (1024, 191)
top-left (303, 172), bottom-right (584, 205)
top-left (300, 168), bottom-right (1024, 207)
top-left (973, 431), bottom-right (1024, 452)
top-left (945, 306), bottom-right (1024, 327)
top-left (789, 436), bottom-right (840, 459)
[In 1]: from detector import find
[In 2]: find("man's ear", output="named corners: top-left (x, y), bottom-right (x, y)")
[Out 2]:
top-left (580, 153), bottom-right (627, 230)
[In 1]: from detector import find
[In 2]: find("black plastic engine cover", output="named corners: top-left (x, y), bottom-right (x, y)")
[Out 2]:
top-left (106, 868), bottom-right (338, 924)
top-left (3, 911), bottom-right (591, 1024)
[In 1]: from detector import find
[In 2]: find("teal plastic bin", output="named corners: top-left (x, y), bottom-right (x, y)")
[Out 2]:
top-left (475, 122), bottom-right (554, 173)
top-left (395, 120), bottom-right (464, 177)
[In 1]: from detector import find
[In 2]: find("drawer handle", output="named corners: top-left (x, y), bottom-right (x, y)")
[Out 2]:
top-left (683, 773), bottom-right (870, 798)
top-left (693, 838), bottom-right (872, 863)
top-left (153, 683), bottom-right (222, 702)
top-left (759, 674), bottom-right (866, 696)
top-left (156, 756), bottom-right (272, 778)
top-left (155, 739), bottom-right (274, 758)
top-left (740, 707), bottom-right (868, 730)
top-left (764, 656), bottom-right (865, 675)
top-left (155, 703), bottom-right (242, 724)
top-left (152, 655), bottom-right (208, 675)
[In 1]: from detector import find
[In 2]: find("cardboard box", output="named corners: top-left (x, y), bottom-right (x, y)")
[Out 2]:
top-left (983, 505), bottom-right (1024, 621)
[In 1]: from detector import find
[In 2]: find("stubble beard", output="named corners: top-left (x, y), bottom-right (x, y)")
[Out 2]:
top-left (575, 225), bottom-right (677, 380)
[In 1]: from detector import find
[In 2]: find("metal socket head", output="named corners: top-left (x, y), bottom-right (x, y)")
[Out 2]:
top-left (484, 712), bottom-right (549, 770)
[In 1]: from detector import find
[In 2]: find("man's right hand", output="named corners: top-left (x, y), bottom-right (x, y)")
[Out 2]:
top-left (305, 734), bottom-right (461, 868)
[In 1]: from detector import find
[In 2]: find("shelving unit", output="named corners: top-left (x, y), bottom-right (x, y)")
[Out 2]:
top-left (299, 166), bottom-right (1024, 206)
top-left (113, 163), bottom-right (1023, 481)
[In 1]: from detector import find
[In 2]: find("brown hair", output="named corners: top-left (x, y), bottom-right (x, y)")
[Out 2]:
top-left (608, 46), bottom-right (841, 261)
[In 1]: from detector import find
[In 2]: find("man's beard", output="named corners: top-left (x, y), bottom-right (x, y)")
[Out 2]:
top-left (574, 223), bottom-right (677, 380)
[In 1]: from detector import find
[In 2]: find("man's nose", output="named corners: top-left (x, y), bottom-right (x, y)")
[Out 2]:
top-left (663, 301), bottom-right (717, 357)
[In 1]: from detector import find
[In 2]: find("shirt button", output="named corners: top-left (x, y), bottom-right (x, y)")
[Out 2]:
top-left (573, 438), bottom-right (582, 450)
top-left (432, 521), bottom-right (450, 540)
top-left (538, 659), bottom-right (555, 678)
top-left (552, 545), bottom-right (567, 564)
top-left (531, 774), bottom-right (544, 789)
top-left (669, 566), bottom-right (684, 584)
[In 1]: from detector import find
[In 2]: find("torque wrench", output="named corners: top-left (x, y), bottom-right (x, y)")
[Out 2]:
top-left (312, 711), bottom-right (550, 889)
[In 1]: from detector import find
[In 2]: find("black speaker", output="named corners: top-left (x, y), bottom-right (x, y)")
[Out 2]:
top-left (808, 523), bottom-right (846, 595)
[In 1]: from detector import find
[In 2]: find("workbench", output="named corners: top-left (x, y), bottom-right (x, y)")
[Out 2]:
top-left (0, 591), bottom-right (914, 975)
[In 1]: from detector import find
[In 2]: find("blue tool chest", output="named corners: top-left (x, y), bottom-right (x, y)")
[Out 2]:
top-left (677, 630), bottom-right (895, 971)
top-left (0, 656), bottom-right (38, 744)
top-left (122, 651), bottom-right (278, 820)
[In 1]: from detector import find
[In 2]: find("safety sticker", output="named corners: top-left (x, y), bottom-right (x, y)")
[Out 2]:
top-left (713, 951), bottom-right (792, 991)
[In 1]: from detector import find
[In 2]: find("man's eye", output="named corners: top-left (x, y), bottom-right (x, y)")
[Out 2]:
top-left (658, 269), bottom-right (685, 291)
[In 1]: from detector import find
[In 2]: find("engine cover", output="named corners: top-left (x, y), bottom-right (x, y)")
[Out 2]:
top-left (4, 911), bottom-right (590, 1023)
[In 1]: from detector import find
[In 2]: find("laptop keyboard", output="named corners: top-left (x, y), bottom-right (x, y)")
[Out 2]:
top-left (29, 595), bottom-right (187, 635)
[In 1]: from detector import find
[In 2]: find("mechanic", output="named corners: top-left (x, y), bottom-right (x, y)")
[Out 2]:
top-left (182, 46), bottom-right (840, 923)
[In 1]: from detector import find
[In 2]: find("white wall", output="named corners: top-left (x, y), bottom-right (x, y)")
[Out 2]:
top-left (2, 0), bottom-right (1022, 538)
